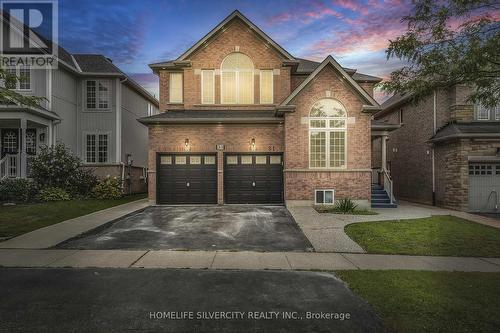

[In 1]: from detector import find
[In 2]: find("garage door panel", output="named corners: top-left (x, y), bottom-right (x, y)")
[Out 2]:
top-left (157, 154), bottom-right (217, 204)
top-left (224, 154), bottom-right (283, 204)
top-left (469, 163), bottom-right (500, 212)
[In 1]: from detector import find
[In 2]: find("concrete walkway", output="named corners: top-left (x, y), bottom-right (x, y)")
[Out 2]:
top-left (1, 249), bottom-right (499, 272)
top-left (288, 201), bottom-right (500, 253)
top-left (0, 199), bottom-right (150, 249)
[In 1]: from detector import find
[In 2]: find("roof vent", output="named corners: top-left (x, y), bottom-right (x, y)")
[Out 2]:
top-left (106, 57), bottom-right (113, 63)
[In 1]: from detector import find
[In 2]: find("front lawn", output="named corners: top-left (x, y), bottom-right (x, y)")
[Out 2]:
top-left (0, 194), bottom-right (147, 239)
top-left (345, 215), bottom-right (500, 257)
top-left (337, 271), bottom-right (500, 333)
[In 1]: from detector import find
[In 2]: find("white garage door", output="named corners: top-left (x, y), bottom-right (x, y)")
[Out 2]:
top-left (468, 163), bottom-right (500, 212)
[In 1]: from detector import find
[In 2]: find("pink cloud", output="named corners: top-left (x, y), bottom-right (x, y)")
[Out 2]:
top-left (335, 0), bottom-right (369, 16)
top-left (267, 0), bottom-right (343, 25)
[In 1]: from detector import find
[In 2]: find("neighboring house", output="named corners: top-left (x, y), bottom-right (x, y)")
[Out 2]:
top-left (0, 14), bottom-right (159, 193)
top-left (139, 11), bottom-right (388, 207)
top-left (373, 86), bottom-right (500, 212)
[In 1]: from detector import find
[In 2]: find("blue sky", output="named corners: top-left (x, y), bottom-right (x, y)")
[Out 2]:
top-left (58, 0), bottom-right (413, 101)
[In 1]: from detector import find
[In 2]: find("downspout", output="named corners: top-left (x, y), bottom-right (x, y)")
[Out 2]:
top-left (432, 90), bottom-right (436, 205)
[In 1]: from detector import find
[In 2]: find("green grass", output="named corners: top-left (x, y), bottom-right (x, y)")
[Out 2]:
top-left (337, 270), bottom-right (500, 333)
top-left (314, 205), bottom-right (378, 215)
top-left (0, 194), bottom-right (147, 239)
top-left (345, 215), bottom-right (500, 257)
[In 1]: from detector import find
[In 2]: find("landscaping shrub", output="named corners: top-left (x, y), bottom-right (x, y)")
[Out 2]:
top-left (38, 187), bottom-right (71, 202)
top-left (30, 143), bottom-right (97, 197)
top-left (0, 178), bottom-right (38, 203)
top-left (92, 177), bottom-right (122, 199)
top-left (67, 168), bottom-right (98, 198)
top-left (333, 198), bottom-right (358, 214)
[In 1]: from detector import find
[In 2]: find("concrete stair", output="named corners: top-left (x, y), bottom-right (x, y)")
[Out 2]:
top-left (371, 184), bottom-right (397, 208)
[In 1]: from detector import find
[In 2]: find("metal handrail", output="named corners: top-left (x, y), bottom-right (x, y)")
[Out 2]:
top-left (382, 168), bottom-right (395, 204)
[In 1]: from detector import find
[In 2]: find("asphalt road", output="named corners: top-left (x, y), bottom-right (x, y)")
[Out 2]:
top-left (57, 205), bottom-right (313, 251)
top-left (0, 268), bottom-right (383, 332)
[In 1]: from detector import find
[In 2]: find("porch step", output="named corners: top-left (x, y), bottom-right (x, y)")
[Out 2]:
top-left (371, 183), bottom-right (397, 208)
top-left (371, 198), bottom-right (391, 204)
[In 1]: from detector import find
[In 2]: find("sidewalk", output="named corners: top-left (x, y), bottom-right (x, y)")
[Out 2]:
top-left (1, 249), bottom-right (499, 272)
top-left (0, 199), bottom-right (150, 249)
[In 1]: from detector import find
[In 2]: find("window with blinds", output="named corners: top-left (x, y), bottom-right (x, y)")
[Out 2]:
top-left (169, 73), bottom-right (183, 103)
top-left (260, 70), bottom-right (273, 104)
top-left (220, 53), bottom-right (254, 104)
top-left (201, 70), bottom-right (215, 104)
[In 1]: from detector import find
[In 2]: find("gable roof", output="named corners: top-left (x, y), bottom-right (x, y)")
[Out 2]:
top-left (280, 55), bottom-right (381, 111)
top-left (295, 58), bottom-right (382, 82)
top-left (149, 10), bottom-right (297, 68)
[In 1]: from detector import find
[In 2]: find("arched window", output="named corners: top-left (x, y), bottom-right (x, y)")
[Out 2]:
top-left (221, 53), bottom-right (254, 104)
top-left (309, 99), bottom-right (347, 168)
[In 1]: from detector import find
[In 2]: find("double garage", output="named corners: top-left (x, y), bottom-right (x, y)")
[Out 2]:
top-left (156, 153), bottom-right (283, 205)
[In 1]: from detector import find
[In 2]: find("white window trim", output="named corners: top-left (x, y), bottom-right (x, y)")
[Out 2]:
top-left (84, 79), bottom-right (111, 111)
top-left (169, 72), bottom-right (183, 104)
top-left (315, 189), bottom-right (335, 205)
top-left (475, 104), bottom-right (490, 121)
top-left (201, 70), bottom-right (215, 104)
top-left (83, 131), bottom-right (111, 164)
top-left (259, 69), bottom-right (274, 104)
top-left (309, 117), bottom-right (347, 170)
top-left (495, 105), bottom-right (500, 121)
top-left (4, 66), bottom-right (32, 91)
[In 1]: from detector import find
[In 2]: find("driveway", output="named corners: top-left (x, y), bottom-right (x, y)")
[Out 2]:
top-left (57, 206), bottom-right (313, 251)
top-left (0, 268), bottom-right (383, 332)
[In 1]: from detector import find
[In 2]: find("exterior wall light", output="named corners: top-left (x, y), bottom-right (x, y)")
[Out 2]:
top-left (184, 138), bottom-right (190, 151)
top-left (250, 138), bottom-right (256, 151)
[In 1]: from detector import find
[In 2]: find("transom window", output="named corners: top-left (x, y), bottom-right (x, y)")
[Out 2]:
top-left (309, 99), bottom-right (347, 168)
top-left (86, 80), bottom-right (110, 109)
top-left (220, 53), bottom-right (254, 104)
top-left (85, 133), bottom-right (108, 163)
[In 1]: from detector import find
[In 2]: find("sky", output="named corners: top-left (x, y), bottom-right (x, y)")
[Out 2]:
top-left (57, 0), bottom-right (414, 102)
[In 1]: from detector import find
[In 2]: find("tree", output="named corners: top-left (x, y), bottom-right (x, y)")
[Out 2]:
top-left (0, 68), bottom-right (45, 107)
top-left (382, 0), bottom-right (500, 108)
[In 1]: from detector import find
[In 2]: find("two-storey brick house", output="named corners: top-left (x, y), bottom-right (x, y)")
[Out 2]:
top-left (140, 11), bottom-right (383, 206)
top-left (0, 13), bottom-right (159, 193)
top-left (373, 86), bottom-right (500, 212)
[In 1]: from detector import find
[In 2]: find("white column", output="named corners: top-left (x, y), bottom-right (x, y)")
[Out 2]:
top-left (20, 118), bottom-right (27, 177)
top-left (381, 134), bottom-right (388, 171)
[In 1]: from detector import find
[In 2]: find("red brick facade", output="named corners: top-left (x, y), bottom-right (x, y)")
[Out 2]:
top-left (147, 14), bottom-right (378, 207)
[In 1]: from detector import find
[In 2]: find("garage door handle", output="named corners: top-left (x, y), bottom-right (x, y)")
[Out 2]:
top-left (252, 182), bottom-right (255, 187)
top-left (186, 182), bottom-right (190, 187)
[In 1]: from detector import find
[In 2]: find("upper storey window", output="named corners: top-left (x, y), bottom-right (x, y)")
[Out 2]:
top-left (221, 53), bottom-right (254, 104)
top-left (3, 66), bottom-right (31, 90)
top-left (86, 80), bottom-right (109, 109)
top-left (476, 103), bottom-right (500, 121)
top-left (169, 73), bottom-right (183, 103)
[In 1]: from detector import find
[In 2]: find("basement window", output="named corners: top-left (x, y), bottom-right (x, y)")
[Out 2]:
top-left (315, 189), bottom-right (334, 205)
